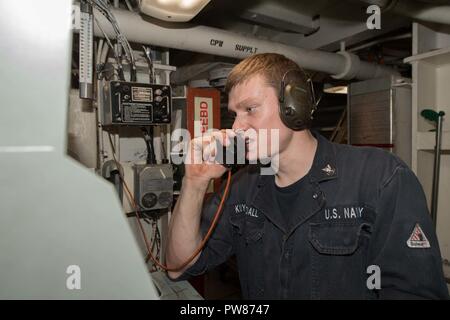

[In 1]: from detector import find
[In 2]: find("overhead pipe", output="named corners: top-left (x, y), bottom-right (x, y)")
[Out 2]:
top-left (90, 6), bottom-right (398, 80)
top-left (354, 0), bottom-right (450, 26)
top-left (171, 62), bottom-right (235, 84)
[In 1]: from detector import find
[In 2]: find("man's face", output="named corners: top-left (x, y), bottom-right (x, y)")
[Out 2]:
top-left (228, 74), bottom-right (293, 161)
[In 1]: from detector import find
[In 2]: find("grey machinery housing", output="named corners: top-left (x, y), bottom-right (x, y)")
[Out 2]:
top-left (134, 164), bottom-right (174, 210)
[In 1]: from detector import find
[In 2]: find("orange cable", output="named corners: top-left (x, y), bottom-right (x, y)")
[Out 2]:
top-left (107, 132), bottom-right (232, 272)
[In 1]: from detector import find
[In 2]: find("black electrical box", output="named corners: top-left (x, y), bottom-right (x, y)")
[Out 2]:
top-left (102, 81), bottom-right (171, 126)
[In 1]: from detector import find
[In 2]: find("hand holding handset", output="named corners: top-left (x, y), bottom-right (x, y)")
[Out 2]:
top-left (215, 131), bottom-right (248, 170)
top-left (184, 129), bottom-right (247, 183)
top-left (167, 130), bottom-right (243, 272)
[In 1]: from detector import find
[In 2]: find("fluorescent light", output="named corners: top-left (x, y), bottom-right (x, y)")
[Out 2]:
top-left (157, 0), bottom-right (177, 5)
top-left (323, 84), bottom-right (348, 94)
top-left (140, 0), bottom-right (211, 22)
top-left (180, 0), bottom-right (201, 9)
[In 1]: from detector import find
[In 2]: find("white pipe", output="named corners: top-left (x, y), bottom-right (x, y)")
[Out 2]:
top-left (90, 7), bottom-right (398, 80)
top-left (356, 0), bottom-right (450, 26)
top-left (96, 39), bottom-right (104, 65)
top-left (115, 131), bottom-right (120, 161)
top-left (100, 42), bottom-right (109, 64)
top-left (97, 79), bottom-right (105, 167)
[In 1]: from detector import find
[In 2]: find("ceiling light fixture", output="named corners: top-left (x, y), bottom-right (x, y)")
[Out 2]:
top-left (139, 0), bottom-right (211, 22)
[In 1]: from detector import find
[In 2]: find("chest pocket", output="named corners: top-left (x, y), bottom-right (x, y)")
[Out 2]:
top-left (308, 221), bottom-right (372, 299)
top-left (309, 222), bottom-right (367, 255)
top-left (229, 211), bottom-right (265, 299)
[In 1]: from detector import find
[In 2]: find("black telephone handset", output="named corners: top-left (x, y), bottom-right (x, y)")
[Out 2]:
top-left (215, 134), bottom-right (248, 169)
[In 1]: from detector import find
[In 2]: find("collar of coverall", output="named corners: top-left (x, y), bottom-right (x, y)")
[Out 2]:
top-left (255, 129), bottom-right (338, 189)
top-left (247, 130), bottom-right (335, 233)
top-left (308, 129), bottom-right (338, 183)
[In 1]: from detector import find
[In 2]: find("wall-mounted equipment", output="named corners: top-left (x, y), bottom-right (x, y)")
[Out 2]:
top-left (186, 87), bottom-right (221, 192)
top-left (134, 164), bottom-right (173, 211)
top-left (79, 0), bottom-right (94, 99)
top-left (102, 81), bottom-right (171, 126)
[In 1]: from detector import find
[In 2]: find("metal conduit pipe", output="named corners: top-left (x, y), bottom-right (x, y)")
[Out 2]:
top-left (87, 6), bottom-right (398, 80)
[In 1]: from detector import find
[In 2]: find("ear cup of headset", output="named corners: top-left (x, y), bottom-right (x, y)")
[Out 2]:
top-left (279, 81), bottom-right (312, 131)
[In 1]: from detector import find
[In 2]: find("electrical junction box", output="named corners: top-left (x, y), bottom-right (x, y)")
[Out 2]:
top-left (102, 81), bottom-right (171, 126)
top-left (134, 164), bottom-right (173, 211)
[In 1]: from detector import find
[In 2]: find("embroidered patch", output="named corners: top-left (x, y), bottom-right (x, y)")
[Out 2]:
top-left (324, 206), bottom-right (365, 220)
top-left (234, 203), bottom-right (260, 218)
top-left (407, 223), bottom-right (430, 248)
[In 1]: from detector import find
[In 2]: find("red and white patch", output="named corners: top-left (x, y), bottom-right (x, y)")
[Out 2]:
top-left (407, 223), bottom-right (430, 248)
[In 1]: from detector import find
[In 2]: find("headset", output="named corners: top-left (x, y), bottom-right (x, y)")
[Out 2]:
top-left (278, 69), bottom-right (321, 131)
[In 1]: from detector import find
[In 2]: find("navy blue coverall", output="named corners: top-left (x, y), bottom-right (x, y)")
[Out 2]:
top-left (173, 132), bottom-right (449, 299)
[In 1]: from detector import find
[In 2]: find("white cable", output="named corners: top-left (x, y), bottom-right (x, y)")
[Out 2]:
top-left (101, 40), bottom-right (110, 64)
top-left (96, 39), bottom-right (104, 65)
top-left (88, 0), bottom-right (135, 64)
top-left (124, 0), bottom-right (133, 11)
top-left (94, 15), bottom-right (122, 69)
top-left (94, 16), bottom-right (115, 51)
top-left (88, 0), bottom-right (136, 81)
